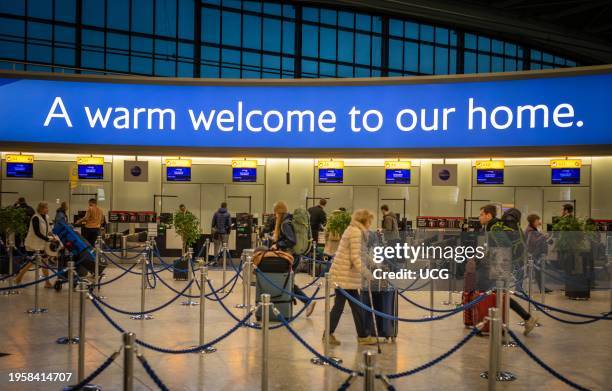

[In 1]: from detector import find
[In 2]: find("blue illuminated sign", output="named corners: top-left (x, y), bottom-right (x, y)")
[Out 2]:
top-left (386, 169), bottom-right (410, 184)
top-left (6, 162), bottom-right (33, 178)
top-left (167, 167), bottom-right (191, 182)
top-left (551, 168), bottom-right (580, 184)
top-left (232, 167), bottom-right (256, 182)
top-left (78, 164), bottom-right (103, 179)
top-left (319, 169), bottom-right (343, 183)
top-left (0, 69), bottom-right (611, 152)
top-left (477, 169), bottom-right (504, 185)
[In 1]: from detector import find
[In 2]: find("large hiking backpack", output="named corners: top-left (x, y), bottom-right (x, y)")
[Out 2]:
top-left (291, 208), bottom-right (312, 255)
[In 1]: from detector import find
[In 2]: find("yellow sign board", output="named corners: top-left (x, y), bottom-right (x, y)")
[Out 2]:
top-left (475, 160), bottom-right (505, 170)
top-left (384, 161), bottom-right (411, 170)
top-left (318, 160), bottom-right (344, 169)
top-left (231, 160), bottom-right (257, 168)
top-left (6, 154), bottom-right (34, 164)
top-left (165, 159), bottom-right (192, 167)
top-left (550, 159), bottom-right (582, 168)
top-left (77, 156), bottom-right (104, 165)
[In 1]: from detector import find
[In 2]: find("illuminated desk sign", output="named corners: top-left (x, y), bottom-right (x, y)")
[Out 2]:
top-left (77, 156), bottom-right (104, 179)
top-left (318, 160), bottom-right (344, 183)
top-left (166, 159), bottom-right (192, 181)
top-left (476, 160), bottom-right (504, 185)
top-left (385, 161), bottom-right (411, 184)
top-left (6, 154), bottom-right (34, 178)
top-left (551, 159), bottom-right (581, 185)
top-left (232, 160), bottom-right (257, 182)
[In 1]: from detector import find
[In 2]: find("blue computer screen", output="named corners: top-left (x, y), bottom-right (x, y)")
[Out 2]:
top-left (319, 168), bottom-right (343, 183)
top-left (78, 164), bottom-right (103, 179)
top-left (6, 162), bottom-right (33, 178)
top-left (232, 167), bottom-right (257, 182)
top-left (551, 168), bottom-right (580, 185)
top-left (477, 169), bottom-right (504, 184)
top-left (385, 169), bottom-right (410, 184)
top-left (166, 166), bottom-right (191, 181)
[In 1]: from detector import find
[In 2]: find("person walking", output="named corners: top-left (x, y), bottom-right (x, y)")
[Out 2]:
top-left (308, 199), bottom-right (327, 243)
top-left (525, 214), bottom-right (550, 293)
top-left (15, 202), bottom-right (55, 288)
top-left (13, 197), bottom-right (35, 250)
top-left (75, 198), bottom-right (104, 246)
top-left (271, 201), bottom-right (316, 317)
top-left (380, 204), bottom-right (400, 243)
top-left (212, 202), bottom-right (231, 262)
top-left (326, 209), bottom-right (377, 346)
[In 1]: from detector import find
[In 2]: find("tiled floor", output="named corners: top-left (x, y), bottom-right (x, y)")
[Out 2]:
top-left (0, 263), bottom-right (610, 390)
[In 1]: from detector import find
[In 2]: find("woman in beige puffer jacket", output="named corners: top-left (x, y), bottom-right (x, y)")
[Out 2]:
top-left (326, 209), bottom-right (377, 346)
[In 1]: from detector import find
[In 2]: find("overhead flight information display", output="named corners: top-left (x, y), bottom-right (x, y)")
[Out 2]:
top-left (77, 156), bottom-right (104, 179)
top-left (476, 160), bottom-right (504, 185)
top-left (385, 161), bottom-right (411, 184)
top-left (5, 154), bottom-right (34, 178)
top-left (551, 159), bottom-right (581, 184)
top-left (232, 160), bottom-right (257, 182)
top-left (166, 159), bottom-right (192, 181)
top-left (318, 160), bottom-right (344, 183)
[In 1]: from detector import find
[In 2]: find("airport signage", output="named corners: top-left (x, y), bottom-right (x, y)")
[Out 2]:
top-left (475, 160), bottom-right (505, 169)
top-left (77, 156), bottom-right (104, 165)
top-left (6, 154), bottom-right (34, 163)
top-left (165, 158), bottom-right (192, 167)
top-left (550, 159), bottom-right (582, 168)
top-left (0, 69), bottom-right (611, 152)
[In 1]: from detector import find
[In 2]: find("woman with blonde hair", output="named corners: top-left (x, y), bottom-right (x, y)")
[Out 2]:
top-left (326, 209), bottom-right (376, 346)
top-left (270, 201), bottom-right (316, 317)
top-left (15, 202), bottom-right (54, 288)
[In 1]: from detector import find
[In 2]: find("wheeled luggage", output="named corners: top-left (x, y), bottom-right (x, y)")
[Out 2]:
top-left (463, 291), bottom-right (506, 334)
top-left (255, 255), bottom-right (294, 322)
top-left (52, 221), bottom-right (106, 279)
top-left (365, 289), bottom-right (398, 341)
top-left (173, 258), bottom-right (189, 281)
top-left (565, 275), bottom-right (591, 300)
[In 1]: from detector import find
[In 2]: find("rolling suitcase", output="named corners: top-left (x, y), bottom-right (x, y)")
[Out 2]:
top-left (365, 289), bottom-right (398, 341)
top-left (52, 221), bottom-right (106, 279)
top-left (565, 275), bottom-right (591, 300)
top-left (463, 291), bottom-right (506, 334)
top-left (173, 258), bottom-right (189, 280)
top-left (255, 256), bottom-right (293, 322)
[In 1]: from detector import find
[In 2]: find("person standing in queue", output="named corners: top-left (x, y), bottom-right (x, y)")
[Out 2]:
top-left (326, 209), bottom-right (377, 346)
top-left (13, 197), bottom-right (35, 250)
top-left (15, 202), bottom-right (55, 288)
top-left (308, 199), bottom-right (327, 243)
top-left (271, 201), bottom-right (317, 317)
top-left (75, 198), bottom-right (104, 247)
top-left (525, 214), bottom-right (550, 293)
top-left (479, 204), bottom-right (538, 335)
top-left (212, 202), bottom-right (232, 263)
top-left (54, 201), bottom-right (69, 226)
top-left (380, 204), bottom-right (400, 243)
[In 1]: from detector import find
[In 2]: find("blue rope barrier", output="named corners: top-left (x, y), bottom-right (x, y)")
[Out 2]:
top-left (397, 291), bottom-right (458, 313)
top-left (255, 268), bottom-right (330, 301)
top-left (102, 247), bottom-right (147, 260)
top-left (90, 294), bottom-right (256, 354)
top-left (64, 350), bottom-right (120, 391)
top-left (94, 262), bottom-right (138, 287)
top-left (137, 354), bottom-right (170, 391)
top-left (146, 255), bottom-right (157, 289)
top-left (91, 280), bottom-right (194, 316)
top-left (513, 292), bottom-right (611, 320)
top-left (102, 253), bottom-right (146, 275)
top-left (508, 329), bottom-right (591, 391)
top-left (297, 275), bottom-right (321, 290)
top-left (0, 269), bottom-right (64, 291)
top-left (337, 286), bottom-right (488, 323)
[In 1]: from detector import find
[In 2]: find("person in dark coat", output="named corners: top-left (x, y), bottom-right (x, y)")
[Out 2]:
top-left (308, 199), bottom-right (327, 243)
top-left (211, 202), bottom-right (231, 262)
top-left (525, 214), bottom-right (550, 293)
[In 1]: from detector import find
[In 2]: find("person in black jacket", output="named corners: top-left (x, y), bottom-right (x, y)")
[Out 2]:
top-left (211, 202), bottom-right (231, 262)
top-left (525, 214), bottom-right (550, 293)
top-left (272, 201), bottom-right (316, 317)
top-left (308, 199), bottom-right (327, 243)
top-left (13, 197), bottom-right (35, 250)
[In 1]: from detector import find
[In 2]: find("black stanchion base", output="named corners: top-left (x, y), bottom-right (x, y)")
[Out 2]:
top-left (63, 383), bottom-right (102, 390)
top-left (130, 314), bottom-right (154, 320)
top-left (56, 337), bottom-right (80, 345)
top-left (480, 371), bottom-right (517, 381)
top-left (311, 356), bottom-right (343, 366)
top-left (26, 308), bottom-right (48, 314)
top-left (180, 300), bottom-right (199, 306)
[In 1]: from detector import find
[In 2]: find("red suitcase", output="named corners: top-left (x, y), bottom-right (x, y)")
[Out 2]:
top-left (463, 291), bottom-right (504, 334)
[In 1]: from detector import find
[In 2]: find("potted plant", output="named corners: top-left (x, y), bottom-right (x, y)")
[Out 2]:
top-left (173, 210), bottom-right (201, 256)
top-left (323, 209), bottom-right (351, 255)
top-left (0, 206), bottom-right (27, 247)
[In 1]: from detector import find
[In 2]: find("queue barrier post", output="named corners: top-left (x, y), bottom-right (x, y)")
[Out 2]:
top-left (423, 258), bottom-right (435, 319)
top-left (222, 242), bottom-right (229, 293)
top-left (235, 252), bottom-right (247, 309)
top-left (261, 293), bottom-right (271, 391)
top-left (245, 257), bottom-right (256, 327)
top-left (311, 240), bottom-right (317, 277)
top-left (123, 332), bottom-right (135, 391)
top-left (181, 247), bottom-right (198, 306)
top-left (363, 350), bottom-right (376, 391)
top-left (1, 243), bottom-right (19, 295)
top-left (121, 235), bottom-right (128, 258)
top-left (57, 260), bottom-right (79, 344)
top-left (502, 280), bottom-right (517, 348)
top-left (480, 307), bottom-right (517, 386)
top-left (131, 254), bottom-right (153, 320)
top-left (26, 252), bottom-right (47, 314)
top-left (311, 272), bottom-right (342, 366)
top-left (195, 265), bottom-right (216, 354)
top-left (94, 236), bottom-right (102, 297)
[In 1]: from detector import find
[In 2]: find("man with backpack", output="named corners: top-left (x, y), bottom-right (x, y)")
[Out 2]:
top-left (211, 202), bottom-right (231, 263)
top-left (479, 204), bottom-right (538, 336)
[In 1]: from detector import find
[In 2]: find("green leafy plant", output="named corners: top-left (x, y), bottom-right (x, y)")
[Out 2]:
top-left (0, 206), bottom-right (27, 239)
top-left (552, 215), bottom-right (594, 252)
top-left (325, 210), bottom-right (351, 240)
top-left (173, 211), bottom-right (201, 251)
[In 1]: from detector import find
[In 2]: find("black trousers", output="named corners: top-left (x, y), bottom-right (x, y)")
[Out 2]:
top-left (510, 298), bottom-right (531, 321)
top-left (82, 227), bottom-right (100, 247)
top-left (329, 288), bottom-right (372, 338)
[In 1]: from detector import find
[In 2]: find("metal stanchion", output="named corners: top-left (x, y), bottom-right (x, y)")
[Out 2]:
top-left (1, 243), bottom-right (19, 295)
top-left (502, 280), bottom-right (517, 348)
top-left (57, 260), bottom-right (79, 344)
top-left (123, 332), bottom-right (135, 391)
top-left (26, 252), bottom-right (47, 314)
top-left (235, 253), bottom-right (247, 309)
top-left (539, 257), bottom-right (549, 311)
top-left (244, 257), bottom-right (256, 327)
top-left (311, 273), bottom-right (342, 366)
top-left (480, 307), bottom-right (516, 384)
top-left (518, 257), bottom-right (541, 327)
top-left (222, 242), bottom-right (228, 292)
top-left (363, 351), bottom-right (376, 391)
top-left (442, 259), bottom-right (454, 306)
top-left (121, 235), bottom-right (128, 258)
top-left (311, 239), bottom-right (317, 277)
top-left (181, 248), bottom-right (198, 306)
top-left (131, 254), bottom-right (153, 320)
top-left (94, 236), bottom-right (101, 297)
top-left (144, 239), bottom-right (153, 290)
top-left (261, 293), bottom-right (271, 391)
top-left (423, 259), bottom-right (435, 318)
top-left (194, 265), bottom-right (216, 354)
